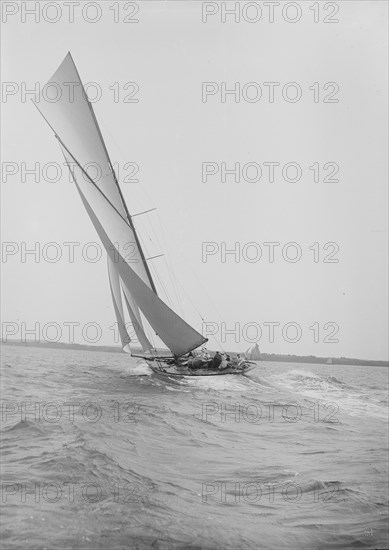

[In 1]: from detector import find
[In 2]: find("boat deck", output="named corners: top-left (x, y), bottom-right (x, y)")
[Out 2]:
top-left (150, 363), bottom-right (255, 377)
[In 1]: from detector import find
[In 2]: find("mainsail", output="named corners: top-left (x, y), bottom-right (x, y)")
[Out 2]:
top-left (34, 52), bottom-right (207, 357)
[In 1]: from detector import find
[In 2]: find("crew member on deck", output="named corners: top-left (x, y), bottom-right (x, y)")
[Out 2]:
top-left (219, 353), bottom-right (229, 370)
top-left (237, 354), bottom-right (245, 367)
top-left (212, 351), bottom-right (222, 369)
top-left (201, 347), bottom-right (211, 361)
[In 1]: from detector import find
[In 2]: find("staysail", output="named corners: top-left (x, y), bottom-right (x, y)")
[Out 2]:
top-left (107, 255), bottom-right (132, 354)
top-left (34, 52), bottom-right (207, 357)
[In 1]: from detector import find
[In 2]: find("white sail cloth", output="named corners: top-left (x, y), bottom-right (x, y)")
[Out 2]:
top-left (34, 52), bottom-right (207, 357)
top-left (245, 343), bottom-right (261, 360)
top-left (107, 256), bottom-right (152, 354)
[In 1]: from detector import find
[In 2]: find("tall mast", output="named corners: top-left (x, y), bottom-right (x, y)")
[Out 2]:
top-left (68, 53), bottom-right (158, 296)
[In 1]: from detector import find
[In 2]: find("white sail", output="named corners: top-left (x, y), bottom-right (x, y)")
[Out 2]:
top-left (34, 53), bottom-right (155, 292)
top-left (34, 52), bottom-right (127, 219)
top-left (74, 171), bottom-right (206, 356)
top-left (66, 147), bottom-right (155, 355)
top-left (35, 53), bottom-right (207, 357)
top-left (245, 343), bottom-right (261, 360)
top-left (120, 278), bottom-right (155, 354)
top-left (107, 255), bottom-right (132, 353)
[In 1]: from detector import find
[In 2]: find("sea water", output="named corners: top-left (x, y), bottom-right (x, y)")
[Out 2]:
top-left (1, 344), bottom-right (388, 549)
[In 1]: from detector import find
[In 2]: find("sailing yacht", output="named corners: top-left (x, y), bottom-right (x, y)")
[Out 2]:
top-left (34, 53), bottom-right (254, 377)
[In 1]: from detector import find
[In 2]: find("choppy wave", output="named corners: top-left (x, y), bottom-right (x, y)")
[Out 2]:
top-left (267, 367), bottom-right (388, 420)
top-left (1, 346), bottom-right (388, 550)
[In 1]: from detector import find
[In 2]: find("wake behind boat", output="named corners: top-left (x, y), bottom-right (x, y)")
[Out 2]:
top-left (34, 52), bottom-right (255, 378)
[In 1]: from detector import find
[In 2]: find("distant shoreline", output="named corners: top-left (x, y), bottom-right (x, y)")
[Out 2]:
top-left (2, 340), bottom-right (388, 367)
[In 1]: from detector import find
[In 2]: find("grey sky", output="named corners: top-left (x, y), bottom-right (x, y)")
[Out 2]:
top-left (1, 1), bottom-right (388, 359)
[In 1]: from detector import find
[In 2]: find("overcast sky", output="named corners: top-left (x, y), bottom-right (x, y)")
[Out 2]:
top-left (1, 1), bottom-right (388, 360)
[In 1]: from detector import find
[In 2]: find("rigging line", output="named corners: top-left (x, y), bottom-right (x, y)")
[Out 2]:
top-left (147, 218), bottom-right (185, 317)
top-left (145, 254), bottom-right (164, 261)
top-left (127, 227), bottom-right (165, 308)
top-left (132, 205), bottom-right (186, 319)
top-left (172, 276), bottom-right (225, 353)
top-left (129, 226), bottom-right (177, 313)
top-left (152, 219), bottom-right (185, 318)
top-left (129, 208), bottom-right (179, 312)
top-left (154, 267), bottom-right (175, 311)
top-left (132, 208), bottom-right (157, 218)
top-left (155, 210), bottom-right (226, 322)
top-left (136, 218), bottom-right (185, 318)
top-left (173, 277), bottom-right (205, 324)
top-left (207, 330), bottom-right (226, 354)
top-left (153, 209), bottom-right (212, 317)
top-left (139, 232), bottom-right (174, 312)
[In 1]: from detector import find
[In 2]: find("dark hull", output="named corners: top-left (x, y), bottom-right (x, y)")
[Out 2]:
top-left (149, 362), bottom-right (255, 377)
